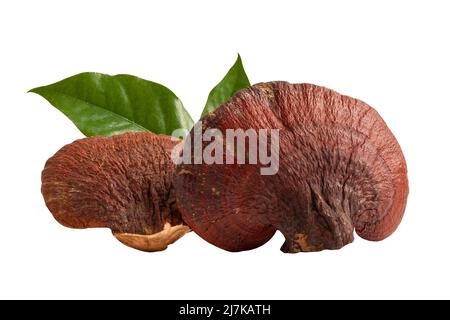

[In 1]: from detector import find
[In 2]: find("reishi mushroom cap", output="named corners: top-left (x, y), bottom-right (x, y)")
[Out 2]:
top-left (175, 82), bottom-right (408, 253)
top-left (42, 132), bottom-right (190, 251)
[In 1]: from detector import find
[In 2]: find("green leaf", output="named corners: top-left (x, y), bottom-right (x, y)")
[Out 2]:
top-left (30, 72), bottom-right (194, 137)
top-left (201, 54), bottom-right (251, 118)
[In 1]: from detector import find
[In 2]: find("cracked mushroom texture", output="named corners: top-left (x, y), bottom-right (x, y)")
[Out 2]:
top-left (175, 82), bottom-right (408, 253)
top-left (41, 132), bottom-right (190, 252)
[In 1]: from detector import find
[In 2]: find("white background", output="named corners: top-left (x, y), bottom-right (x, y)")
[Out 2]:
top-left (1, 0), bottom-right (449, 299)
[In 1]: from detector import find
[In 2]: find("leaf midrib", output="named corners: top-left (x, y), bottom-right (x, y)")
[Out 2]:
top-left (36, 88), bottom-right (150, 133)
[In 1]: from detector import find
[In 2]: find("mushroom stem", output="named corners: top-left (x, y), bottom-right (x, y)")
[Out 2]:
top-left (113, 223), bottom-right (191, 252)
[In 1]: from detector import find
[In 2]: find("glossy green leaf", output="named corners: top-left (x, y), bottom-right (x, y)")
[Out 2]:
top-left (30, 72), bottom-right (194, 137)
top-left (201, 54), bottom-right (251, 118)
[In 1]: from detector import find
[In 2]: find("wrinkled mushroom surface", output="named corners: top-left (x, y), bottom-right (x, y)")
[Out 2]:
top-left (42, 132), bottom-right (190, 251)
top-left (175, 82), bottom-right (408, 253)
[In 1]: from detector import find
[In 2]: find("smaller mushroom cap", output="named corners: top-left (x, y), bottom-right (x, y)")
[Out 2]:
top-left (42, 132), bottom-right (190, 251)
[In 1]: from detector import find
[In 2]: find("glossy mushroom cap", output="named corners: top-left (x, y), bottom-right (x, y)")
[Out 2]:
top-left (42, 132), bottom-right (190, 251)
top-left (175, 82), bottom-right (408, 253)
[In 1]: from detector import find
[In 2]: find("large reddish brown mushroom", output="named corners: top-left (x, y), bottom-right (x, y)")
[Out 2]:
top-left (42, 132), bottom-right (190, 251)
top-left (175, 82), bottom-right (408, 253)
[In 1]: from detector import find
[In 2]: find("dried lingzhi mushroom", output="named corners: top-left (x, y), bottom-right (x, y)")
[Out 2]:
top-left (175, 82), bottom-right (408, 253)
top-left (42, 132), bottom-right (190, 251)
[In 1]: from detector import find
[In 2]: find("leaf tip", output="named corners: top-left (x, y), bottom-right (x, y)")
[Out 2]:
top-left (28, 85), bottom-right (47, 95)
top-left (236, 53), bottom-right (243, 65)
